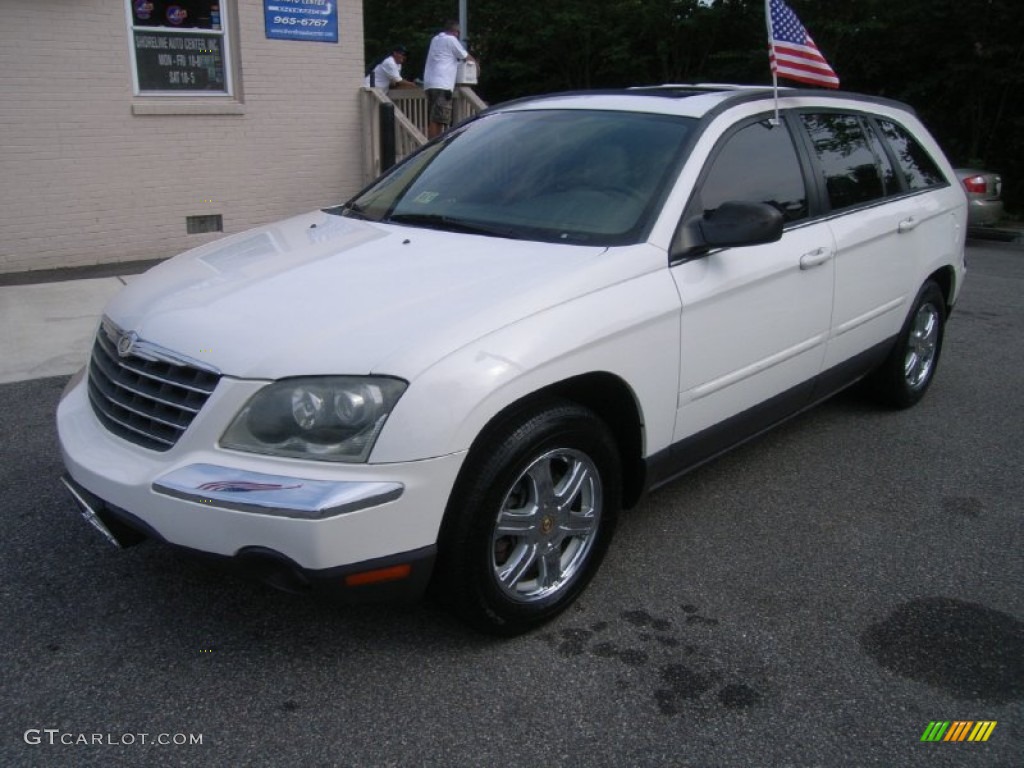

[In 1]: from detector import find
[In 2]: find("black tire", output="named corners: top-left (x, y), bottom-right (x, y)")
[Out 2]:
top-left (868, 281), bottom-right (947, 409)
top-left (434, 400), bottom-right (621, 636)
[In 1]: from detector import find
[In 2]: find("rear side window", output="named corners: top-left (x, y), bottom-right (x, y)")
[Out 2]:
top-left (694, 119), bottom-right (808, 223)
top-left (877, 120), bottom-right (947, 189)
top-left (801, 113), bottom-right (886, 211)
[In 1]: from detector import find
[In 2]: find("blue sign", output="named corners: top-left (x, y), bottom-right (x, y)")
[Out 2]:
top-left (264, 1), bottom-right (338, 43)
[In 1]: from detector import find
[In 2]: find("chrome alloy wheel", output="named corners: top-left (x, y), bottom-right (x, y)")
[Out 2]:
top-left (491, 448), bottom-right (602, 603)
top-left (904, 302), bottom-right (940, 390)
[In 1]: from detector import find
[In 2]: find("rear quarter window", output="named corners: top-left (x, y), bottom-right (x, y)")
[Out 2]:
top-left (876, 120), bottom-right (947, 190)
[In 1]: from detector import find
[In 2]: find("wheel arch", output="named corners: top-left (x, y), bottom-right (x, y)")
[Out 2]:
top-left (453, 372), bottom-right (648, 513)
top-left (927, 265), bottom-right (957, 314)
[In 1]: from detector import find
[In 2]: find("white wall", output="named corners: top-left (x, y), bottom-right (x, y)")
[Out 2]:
top-left (0, 0), bottom-right (366, 273)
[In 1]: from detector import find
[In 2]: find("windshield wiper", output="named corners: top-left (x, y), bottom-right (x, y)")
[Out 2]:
top-left (328, 201), bottom-right (371, 220)
top-left (385, 213), bottom-right (523, 239)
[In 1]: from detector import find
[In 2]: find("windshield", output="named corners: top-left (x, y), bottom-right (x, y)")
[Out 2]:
top-left (335, 109), bottom-right (695, 245)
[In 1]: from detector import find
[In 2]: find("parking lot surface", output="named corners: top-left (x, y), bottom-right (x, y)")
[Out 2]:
top-left (1, 243), bottom-right (1021, 767)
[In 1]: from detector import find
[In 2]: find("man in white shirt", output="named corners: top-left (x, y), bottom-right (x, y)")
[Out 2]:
top-left (422, 21), bottom-right (476, 139)
top-left (364, 45), bottom-right (415, 91)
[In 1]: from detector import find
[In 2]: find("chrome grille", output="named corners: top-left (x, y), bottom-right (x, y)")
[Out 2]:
top-left (87, 319), bottom-right (221, 451)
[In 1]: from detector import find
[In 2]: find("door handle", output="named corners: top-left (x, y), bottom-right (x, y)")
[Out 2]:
top-left (799, 247), bottom-right (831, 270)
top-left (898, 216), bottom-right (920, 233)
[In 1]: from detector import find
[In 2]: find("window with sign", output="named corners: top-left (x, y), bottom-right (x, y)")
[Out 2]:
top-left (126, 1), bottom-right (233, 95)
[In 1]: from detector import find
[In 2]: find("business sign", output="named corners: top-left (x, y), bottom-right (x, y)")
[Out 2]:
top-left (133, 31), bottom-right (226, 91)
top-left (264, 1), bottom-right (338, 43)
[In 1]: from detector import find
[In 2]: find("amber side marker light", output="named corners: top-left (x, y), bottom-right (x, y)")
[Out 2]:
top-left (345, 564), bottom-right (412, 587)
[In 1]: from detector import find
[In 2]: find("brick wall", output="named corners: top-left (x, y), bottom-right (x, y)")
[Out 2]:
top-left (0, 1), bottom-right (366, 273)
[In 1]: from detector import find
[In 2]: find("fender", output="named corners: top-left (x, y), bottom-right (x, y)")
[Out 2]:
top-left (370, 248), bottom-right (682, 463)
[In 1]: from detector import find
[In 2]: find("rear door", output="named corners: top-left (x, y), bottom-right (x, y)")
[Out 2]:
top-left (794, 111), bottom-right (953, 371)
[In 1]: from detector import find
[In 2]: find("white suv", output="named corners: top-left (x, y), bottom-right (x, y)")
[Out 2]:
top-left (58, 86), bottom-right (967, 634)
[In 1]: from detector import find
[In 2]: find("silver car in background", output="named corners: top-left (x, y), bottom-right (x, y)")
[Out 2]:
top-left (955, 168), bottom-right (1004, 227)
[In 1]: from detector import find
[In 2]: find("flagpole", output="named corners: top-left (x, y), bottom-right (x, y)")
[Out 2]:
top-left (771, 71), bottom-right (779, 126)
top-left (765, 0), bottom-right (780, 125)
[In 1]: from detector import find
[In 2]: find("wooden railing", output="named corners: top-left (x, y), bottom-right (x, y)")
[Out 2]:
top-left (361, 86), bottom-right (487, 184)
top-left (360, 88), bottom-right (427, 184)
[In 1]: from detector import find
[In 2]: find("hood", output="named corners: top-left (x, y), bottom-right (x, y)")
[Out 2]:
top-left (104, 210), bottom-right (649, 381)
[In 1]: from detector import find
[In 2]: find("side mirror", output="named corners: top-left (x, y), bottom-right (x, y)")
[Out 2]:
top-left (699, 201), bottom-right (784, 248)
top-left (671, 201), bottom-right (784, 260)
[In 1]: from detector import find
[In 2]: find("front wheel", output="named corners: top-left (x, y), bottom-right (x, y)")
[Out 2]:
top-left (868, 281), bottom-right (947, 408)
top-left (434, 401), bottom-right (621, 635)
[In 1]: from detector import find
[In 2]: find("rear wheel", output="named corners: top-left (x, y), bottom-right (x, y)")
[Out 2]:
top-left (869, 281), bottom-right (946, 408)
top-left (435, 401), bottom-right (620, 635)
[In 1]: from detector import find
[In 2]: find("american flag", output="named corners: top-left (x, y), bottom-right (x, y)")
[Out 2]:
top-left (768, 0), bottom-right (839, 89)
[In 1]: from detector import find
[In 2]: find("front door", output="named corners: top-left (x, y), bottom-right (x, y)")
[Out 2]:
top-left (669, 116), bottom-right (835, 444)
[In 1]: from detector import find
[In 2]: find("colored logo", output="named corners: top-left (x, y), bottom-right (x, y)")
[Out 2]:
top-left (134, 1), bottom-right (154, 20)
top-left (166, 5), bottom-right (188, 26)
top-left (920, 721), bottom-right (997, 742)
top-left (196, 481), bottom-right (302, 493)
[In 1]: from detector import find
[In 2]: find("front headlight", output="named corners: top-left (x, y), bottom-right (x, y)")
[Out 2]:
top-left (221, 376), bottom-right (407, 463)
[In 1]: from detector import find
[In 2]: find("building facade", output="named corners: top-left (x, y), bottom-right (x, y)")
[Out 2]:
top-left (1, 0), bottom-right (366, 274)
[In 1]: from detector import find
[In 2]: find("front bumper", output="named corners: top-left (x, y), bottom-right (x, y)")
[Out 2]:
top-left (61, 474), bottom-right (435, 601)
top-left (57, 369), bottom-right (466, 601)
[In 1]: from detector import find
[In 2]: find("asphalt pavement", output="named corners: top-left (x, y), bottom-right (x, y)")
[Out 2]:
top-left (0, 241), bottom-right (1021, 767)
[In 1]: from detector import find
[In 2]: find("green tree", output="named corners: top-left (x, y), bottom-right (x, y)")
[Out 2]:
top-left (365, 0), bottom-right (1024, 211)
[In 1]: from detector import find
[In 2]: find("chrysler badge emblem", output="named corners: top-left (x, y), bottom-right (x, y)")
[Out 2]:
top-left (117, 331), bottom-right (139, 358)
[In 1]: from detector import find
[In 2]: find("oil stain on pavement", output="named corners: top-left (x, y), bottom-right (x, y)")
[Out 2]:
top-left (861, 596), bottom-right (1024, 704)
top-left (539, 607), bottom-right (764, 715)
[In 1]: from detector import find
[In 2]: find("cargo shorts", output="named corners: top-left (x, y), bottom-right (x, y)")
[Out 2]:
top-left (427, 88), bottom-right (454, 126)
